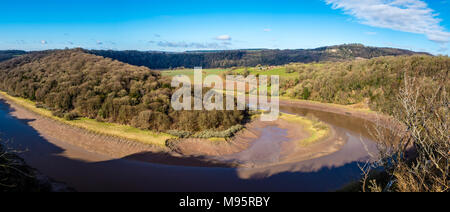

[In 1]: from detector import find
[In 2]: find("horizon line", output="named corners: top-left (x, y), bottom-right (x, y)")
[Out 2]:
top-left (0, 43), bottom-right (436, 55)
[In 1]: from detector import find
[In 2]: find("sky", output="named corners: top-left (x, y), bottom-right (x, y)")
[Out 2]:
top-left (0, 0), bottom-right (449, 55)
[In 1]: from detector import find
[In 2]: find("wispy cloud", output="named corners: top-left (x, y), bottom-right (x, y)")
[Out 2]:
top-left (40, 40), bottom-right (47, 45)
top-left (215, 35), bottom-right (232, 41)
top-left (263, 28), bottom-right (272, 32)
top-left (157, 41), bottom-right (231, 49)
top-left (325, 0), bottom-right (450, 44)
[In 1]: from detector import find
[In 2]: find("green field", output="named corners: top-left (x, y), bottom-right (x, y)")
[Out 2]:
top-left (160, 68), bottom-right (230, 81)
top-left (232, 67), bottom-right (298, 78)
top-left (159, 66), bottom-right (299, 81)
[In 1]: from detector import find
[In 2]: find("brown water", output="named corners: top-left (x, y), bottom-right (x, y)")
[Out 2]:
top-left (0, 99), bottom-right (378, 192)
top-left (223, 126), bottom-right (290, 166)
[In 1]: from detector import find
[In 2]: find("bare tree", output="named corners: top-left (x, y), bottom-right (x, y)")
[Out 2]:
top-left (364, 75), bottom-right (449, 192)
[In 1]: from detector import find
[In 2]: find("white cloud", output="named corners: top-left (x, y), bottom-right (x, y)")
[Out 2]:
top-left (41, 40), bottom-right (47, 45)
top-left (215, 35), bottom-right (232, 41)
top-left (264, 28), bottom-right (272, 32)
top-left (325, 0), bottom-right (450, 44)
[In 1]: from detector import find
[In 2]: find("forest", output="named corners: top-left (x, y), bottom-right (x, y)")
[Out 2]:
top-left (0, 49), bottom-right (247, 133)
top-left (89, 44), bottom-right (426, 69)
top-left (1, 44), bottom-right (426, 70)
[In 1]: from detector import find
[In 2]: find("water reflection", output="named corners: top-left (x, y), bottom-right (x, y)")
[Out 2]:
top-left (223, 126), bottom-right (289, 166)
top-left (236, 130), bottom-right (378, 179)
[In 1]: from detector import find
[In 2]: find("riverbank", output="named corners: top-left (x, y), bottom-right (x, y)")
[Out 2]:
top-left (279, 97), bottom-right (394, 125)
top-left (0, 94), bottom-right (244, 167)
top-left (0, 91), bottom-right (381, 191)
top-left (0, 91), bottom-right (173, 147)
top-left (170, 113), bottom-right (338, 168)
top-left (0, 93), bottom-right (167, 158)
top-left (0, 90), bottom-right (378, 168)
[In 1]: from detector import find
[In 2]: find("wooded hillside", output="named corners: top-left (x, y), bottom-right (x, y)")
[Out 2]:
top-left (0, 49), bottom-right (247, 133)
top-left (89, 44), bottom-right (428, 69)
top-left (284, 55), bottom-right (449, 114)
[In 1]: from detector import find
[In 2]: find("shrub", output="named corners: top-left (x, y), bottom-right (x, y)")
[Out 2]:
top-left (52, 110), bottom-right (65, 118)
top-left (192, 124), bottom-right (244, 139)
top-left (166, 130), bottom-right (192, 138)
top-left (63, 111), bottom-right (79, 121)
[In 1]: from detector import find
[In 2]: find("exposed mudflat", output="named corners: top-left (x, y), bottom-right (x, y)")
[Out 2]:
top-left (0, 94), bottom-right (381, 191)
top-left (0, 95), bottom-right (230, 167)
top-left (173, 117), bottom-right (344, 168)
top-left (0, 93), bottom-right (379, 168)
top-left (0, 95), bottom-right (163, 160)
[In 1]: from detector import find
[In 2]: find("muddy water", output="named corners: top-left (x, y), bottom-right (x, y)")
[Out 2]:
top-left (0, 100), bottom-right (378, 192)
top-left (280, 105), bottom-right (377, 140)
top-left (225, 126), bottom-right (290, 166)
top-left (232, 104), bottom-right (379, 179)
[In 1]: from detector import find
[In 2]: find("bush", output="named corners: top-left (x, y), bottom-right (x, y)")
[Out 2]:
top-left (192, 124), bottom-right (244, 139)
top-left (63, 111), bottom-right (79, 121)
top-left (52, 110), bottom-right (65, 118)
top-left (166, 130), bottom-right (192, 138)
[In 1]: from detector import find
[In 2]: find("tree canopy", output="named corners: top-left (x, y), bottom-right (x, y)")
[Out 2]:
top-left (89, 44), bottom-right (427, 69)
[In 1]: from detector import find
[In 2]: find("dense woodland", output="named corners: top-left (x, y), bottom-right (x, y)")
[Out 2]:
top-left (89, 44), bottom-right (425, 69)
top-left (0, 44), bottom-right (425, 70)
top-left (0, 49), bottom-right (247, 133)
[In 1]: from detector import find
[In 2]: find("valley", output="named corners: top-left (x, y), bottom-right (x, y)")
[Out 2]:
top-left (0, 47), bottom-right (448, 192)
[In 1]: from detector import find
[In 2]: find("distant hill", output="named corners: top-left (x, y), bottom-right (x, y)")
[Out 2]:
top-left (89, 44), bottom-right (431, 69)
top-left (0, 50), bottom-right (27, 62)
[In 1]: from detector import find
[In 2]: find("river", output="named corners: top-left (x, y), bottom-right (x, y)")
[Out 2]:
top-left (0, 99), bottom-right (378, 192)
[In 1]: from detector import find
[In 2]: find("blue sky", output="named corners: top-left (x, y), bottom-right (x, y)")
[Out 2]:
top-left (0, 0), bottom-right (449, 55)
